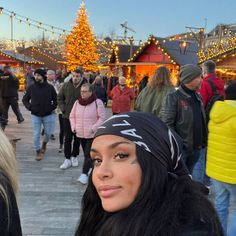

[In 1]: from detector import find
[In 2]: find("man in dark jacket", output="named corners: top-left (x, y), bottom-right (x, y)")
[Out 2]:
top-left (57, 68), bottom-right (87, 170)
top-left (22, 69), bottom-right (57, 161)
top-left (1, 65), bottom-right (24, 126)
top-left (160, 64), bottom-right (207, 174)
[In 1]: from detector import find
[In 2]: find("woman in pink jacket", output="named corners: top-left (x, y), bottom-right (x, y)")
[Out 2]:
top-left (70, 83), bottom-right (106, 184)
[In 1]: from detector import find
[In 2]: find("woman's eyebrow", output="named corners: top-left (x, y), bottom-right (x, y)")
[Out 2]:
top-left (110, 141), bottom-right (132, 149)
top-left (90, 141), bottom-right (132, 153)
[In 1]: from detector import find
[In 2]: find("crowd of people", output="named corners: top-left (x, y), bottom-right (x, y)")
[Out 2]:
top-left (0, 60), bottom-right (235, 235)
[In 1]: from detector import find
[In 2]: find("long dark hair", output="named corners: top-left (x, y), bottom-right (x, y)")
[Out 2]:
top-left (75, 146), bottom-right (223, 236)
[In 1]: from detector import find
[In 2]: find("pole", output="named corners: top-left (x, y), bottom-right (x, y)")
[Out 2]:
top-left (129, 36), bottom-right (134, 58)
top-left (11, 12), bottom-right (13, 49)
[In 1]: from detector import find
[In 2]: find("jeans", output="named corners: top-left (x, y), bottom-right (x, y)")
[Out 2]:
top-left (31, 114), bottom-right (53, 151)
top-left (192, 148), bottom-right (210, 185)
top-left (181, 148), bottom-right (200, 174)
top-left (211, 178), bottom-right (236, 236)
top-left (50, 112), bottom-right (57, 135)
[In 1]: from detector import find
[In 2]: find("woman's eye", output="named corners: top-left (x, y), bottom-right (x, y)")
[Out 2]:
top-left (91, 158), bottom-right (102, 166)
top-left (114, 153), bottom-right (129, 159)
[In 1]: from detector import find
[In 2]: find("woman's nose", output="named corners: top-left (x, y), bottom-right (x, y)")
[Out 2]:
top-left (96, 162), bottom-right (113, 180)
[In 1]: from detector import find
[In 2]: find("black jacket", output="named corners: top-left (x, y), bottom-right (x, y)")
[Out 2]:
top-left (160, 86), bottom-right (207, 150)
top-left (0, 174), bottom-right (22, 236)
top-left (0, 72), bottom-right (19, 98)
top-left (93, 84), bottom-right (108, 105)
top-left (22, 81), bottom-right (57, 117)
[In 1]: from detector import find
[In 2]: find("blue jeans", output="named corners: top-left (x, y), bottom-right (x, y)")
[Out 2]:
top-left (211, 178), bottom-right (236, 236)
top-left (31, 114), bottom-right (53, 151)
top-left (192, 148), bottom-right (210, 185)
top-left (50, 112), bottom-right (57, 135)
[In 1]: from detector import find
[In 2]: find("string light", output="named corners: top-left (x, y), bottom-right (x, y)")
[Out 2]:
top-left (0, 7), bottom-right (69, 36)
top-left (198, 35), bottom-right (236, 63)
top-left (128, 35), bottom-right (177, 65)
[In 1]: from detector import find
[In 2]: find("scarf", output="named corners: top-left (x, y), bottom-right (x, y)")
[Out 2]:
top-left (78, 93), bottom-right (97, 106)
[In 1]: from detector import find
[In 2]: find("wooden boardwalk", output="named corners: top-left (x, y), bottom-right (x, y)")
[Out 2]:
top-left (4, 92), bottom-right (112, 236)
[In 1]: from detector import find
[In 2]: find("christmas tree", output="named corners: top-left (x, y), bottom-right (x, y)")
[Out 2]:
top-left (65, 1), bottom-right (99, 71)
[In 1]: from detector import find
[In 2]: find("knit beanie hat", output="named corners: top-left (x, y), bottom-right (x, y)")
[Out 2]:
top-left (179, 64), bottom-right (202, 84)
top-left (225, 82), bottom-right (236, 100)
top-left (34, 69), bottom-right (47, 79)
top-left (94, 112), bottom-right (189, 177)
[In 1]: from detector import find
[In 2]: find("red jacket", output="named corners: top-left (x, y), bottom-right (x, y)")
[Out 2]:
top-left (111, 85), bottom-right (134, 113)
top-left (199, 73), bottom-right (225, 108)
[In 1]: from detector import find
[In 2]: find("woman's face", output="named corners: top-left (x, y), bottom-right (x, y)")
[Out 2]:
top-left (81, 87), bottom-right (92, 99)
top-left (91, 135), bottom-right (142, 212)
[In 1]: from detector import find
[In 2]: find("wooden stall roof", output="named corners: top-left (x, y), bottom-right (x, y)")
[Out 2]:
top-left (129, 35), bottom-right (199, 66)
top-left (0, 50), bottom-right (43, 64)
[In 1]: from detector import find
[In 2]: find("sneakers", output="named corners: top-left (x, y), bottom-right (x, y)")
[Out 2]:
top-left (60, 159), bottom-right (72, 169)
top-left (71, 157), bottom-right (79, 167)
top-left (35, 150), bottom-right (42, 161)
top-left (77, 173), bottom-right (88, 185)
top-left (58, 144), bottom-right (63, 153)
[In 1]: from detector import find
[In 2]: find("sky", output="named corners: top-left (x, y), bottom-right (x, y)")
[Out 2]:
top-left (1, 0), bottom-right (236, 43)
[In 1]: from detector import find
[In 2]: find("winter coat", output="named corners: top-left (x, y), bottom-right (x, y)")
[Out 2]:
top-left (93, 84), bottom-right (108, 106)
top-left (160, 86), bottom-right (207, 151)
top-left (69, 99), bottom-right (106, 139)
top-left (0, 72), bottom-right (19, 98)
top-left (111, 85), bottom-right (134, 114)
top-left (22, 81), bottom-right (57, 117)
top-left (199, 73), bottom-right (225, 108)
top-left (135, 85), bottom-right (175, 117)
top-left (206, 100), bottom-right (236, 184)
top-left (57, 79), bottom-right (87, 119)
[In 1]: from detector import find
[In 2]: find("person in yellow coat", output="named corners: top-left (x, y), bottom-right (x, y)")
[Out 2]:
top-left (206, 82), bottom-right (236, 236)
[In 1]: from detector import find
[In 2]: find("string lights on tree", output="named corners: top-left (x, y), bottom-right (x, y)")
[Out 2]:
top-left (65, 1), bottom-right (99, 71)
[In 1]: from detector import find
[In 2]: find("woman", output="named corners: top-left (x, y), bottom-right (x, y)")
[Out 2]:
top-left (0, 129), bottom-right (22, 235)
top-left (111, 76), bottom-right (134, 115)
top-left (92, 76), bottom-right (108, 106)
top-left (135, 66), bottom-right (175, 117)
top-left (70, 83), bottom-right (106, 184)
top-left (76, 112), bottom-right (223, 236)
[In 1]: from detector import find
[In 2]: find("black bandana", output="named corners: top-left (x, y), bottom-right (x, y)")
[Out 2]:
top-left (95, 112), bottom-right (189, 177)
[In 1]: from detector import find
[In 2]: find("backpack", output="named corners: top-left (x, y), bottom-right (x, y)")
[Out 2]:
top-left (205, 78), bottom-right (224, 124)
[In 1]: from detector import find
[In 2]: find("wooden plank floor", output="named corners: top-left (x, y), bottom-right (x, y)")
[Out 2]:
top-left (4, 92), bottom-right (112, 236)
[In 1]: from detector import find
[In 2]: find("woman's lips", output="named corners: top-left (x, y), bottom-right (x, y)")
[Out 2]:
top-left (98, 186), bottom-right (121, 198)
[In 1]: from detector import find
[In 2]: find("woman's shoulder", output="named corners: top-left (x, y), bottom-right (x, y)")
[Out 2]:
top-left (95, 99), bottom-right (104, 105)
